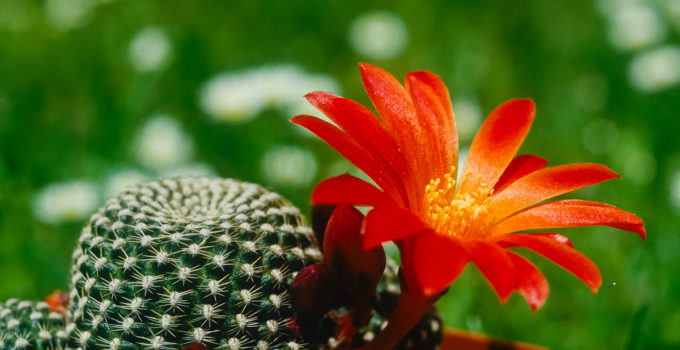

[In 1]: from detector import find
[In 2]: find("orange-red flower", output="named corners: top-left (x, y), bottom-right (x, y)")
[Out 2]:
top-left (293, 63), bottom-right (645, 307)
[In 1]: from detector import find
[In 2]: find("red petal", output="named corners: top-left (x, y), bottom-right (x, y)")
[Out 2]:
top-left (497, 232), bottom-right (574, 248)
top-left (402, 234), bottom-right (468, 297)
top-left (323, 205), bottom-right (386, 293)
top-left (405, 71), bottom-right (459, 188)
top-left (362, 205), bottom-right (432, 249)
top-left (305, 92), bottom-right (415, 198)
top-left (461, 240), bottom-right (515, 302)
top-left (311, 174), bottom-right (390, 207)
top-left (507, 251), bottom-right (549, 312)
top-left (489, 163), bottom-right (620, 221)
top-left (182, 344), bottom-right (209, 350)
top-left (291, 115), bottom-right (408, 204)
top-left (487, 200), bottom-right (646, 239)
top-left (494, 154), bottom-right (548, 193)
top-left (498, 234), bottom-right (602, 292)
top-left (459, 99), bottom-right (535, 194)
top-left (359, 64), bottom-right (431, 201)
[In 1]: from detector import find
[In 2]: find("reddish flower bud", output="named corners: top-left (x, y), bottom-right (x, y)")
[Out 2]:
top-left (181, 343), bottom-right (209, 350)
top-left (45, 290), bottom-right (69, 316)
top-left (323, 205), bottom-right (386, 327)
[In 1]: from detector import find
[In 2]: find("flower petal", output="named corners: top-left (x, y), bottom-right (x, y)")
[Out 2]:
top-left (362, 205), bottom-right (432, 249)
top-left (459, 99), bottom-right (535, 194)
top-left (498, 234), bottom-right (602, 292)
top-left (305, 91), bottom-right (415, 198)
top-left (359, 63), bottom-right (432, 201)
top-left (494, 154), bottom-right (548, 193)
top-left (311, 174), bottom-right (391, 207)
top-left (359, 63), bottom-right (421, 143)
top-left (489, 163), bottom-right (620, 221)
top-left (291, 115), bottom-right (408, 204)
top-left (461, 240), bottom-right (515, 302)
top-left (405, 71), bottom-right (458, 186)
top-left (402, 234), bottom-right (468, 297)
top-left (487, 200), bottom-right (646, 239)
top-left (498, 232), bottom-right (574, 248)
top-left (323, 205), bottom-right (386, 296)
top-left (506, 251), bottom-right (549, 312)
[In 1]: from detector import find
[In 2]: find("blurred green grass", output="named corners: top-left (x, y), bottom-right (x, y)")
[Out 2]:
top-left (1, 0), bottom-right (678, 348)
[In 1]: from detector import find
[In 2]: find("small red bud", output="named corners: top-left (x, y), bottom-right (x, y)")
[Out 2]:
top-left (45, 290), bottom-right (69, 316)
top-left (291, 263), bottom-right (335, 321)
top-left (181, 343), bottom-right (209, 350)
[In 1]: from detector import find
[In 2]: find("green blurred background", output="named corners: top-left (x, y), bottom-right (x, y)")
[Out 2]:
top-left (1, 0), bottom-right (678, 348)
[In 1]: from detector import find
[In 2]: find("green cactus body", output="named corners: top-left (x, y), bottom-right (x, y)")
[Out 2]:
top-left (0, 299), bottom-right (68, 350)
top-left (67, 178), bottom-right (320, 349)
top-left (64, 177), bottom-right (442, 349)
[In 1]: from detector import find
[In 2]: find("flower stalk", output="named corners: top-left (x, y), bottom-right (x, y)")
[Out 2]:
top-left (363, 289), bottom-right (436, 350)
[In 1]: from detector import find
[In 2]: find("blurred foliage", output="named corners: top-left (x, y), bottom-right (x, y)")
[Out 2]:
top-left (1, 0), bottom-right (678, 348)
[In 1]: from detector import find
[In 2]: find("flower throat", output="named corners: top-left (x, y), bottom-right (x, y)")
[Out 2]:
top-left (423, 166), bottom-right (493, 238)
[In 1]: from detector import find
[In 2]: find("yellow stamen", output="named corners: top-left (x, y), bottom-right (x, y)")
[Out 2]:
top-left (423, 167), bottom-right (493, 238)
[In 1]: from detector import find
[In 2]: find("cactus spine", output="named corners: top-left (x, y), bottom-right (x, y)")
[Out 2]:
top-left (0, 299), bottom-right (68, 349)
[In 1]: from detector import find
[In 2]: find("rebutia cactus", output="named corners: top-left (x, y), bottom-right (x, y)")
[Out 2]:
top-left (67, 177), bottom-right (322, 349)
top-left (0, 299), bottom-right (67, 349)
top-left (1, 177), bottom-right (442, 349)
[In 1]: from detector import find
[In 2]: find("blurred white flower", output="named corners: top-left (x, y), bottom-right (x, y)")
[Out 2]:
top-left (349, 11), bottom-right (409, 60)
top-left (255, 65), bottom-right (308, 108)
top-left (128, 26), bottom-right (173, 73)
top-left (159, 162), bottom-right (216, 178)
top-left (582, 119), bottom-right (620, 155)
top-left (261, 145), bottom-right (317, 187)
top-left (104, 169), bottom-right (148, 198)
top-left (33, 180), bottom-right (99, 224)
top-left (200, 71), bottom-right (267, 123)
top-left (44, 0), bottom-right (95, 31)
top-left (670, 170), bottom-right (680, 210)
top-left (453, 98), bottom-right (482, 143)
top-left (134, 115), bottom-right (195, 170)
top-left (200, 64), bottom-right (340, 123)
top-left (628, 46), bottom-right (680, 92)
top-left (597, 0), bottom-right (647, 18)
top-left (608, 6), bottom-right (665, 51)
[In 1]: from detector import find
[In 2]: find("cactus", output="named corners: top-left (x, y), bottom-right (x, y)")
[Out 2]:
top-left (60, 177), bottom-right (442, 349)
top-left (0, 299), bottom-right (68, 349)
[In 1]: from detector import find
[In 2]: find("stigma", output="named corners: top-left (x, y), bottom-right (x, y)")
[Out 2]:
top-left (423, 166), bottom-right (493, 238)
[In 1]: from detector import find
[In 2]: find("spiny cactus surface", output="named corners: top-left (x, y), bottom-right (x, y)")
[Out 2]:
top-left (67, 177), bottom-right (321, 349)
top-left (0, 299), bottom-right (68, 350)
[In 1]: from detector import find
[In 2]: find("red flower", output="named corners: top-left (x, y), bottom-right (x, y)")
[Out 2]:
top-left (292, 63), bottom-right (645, 349)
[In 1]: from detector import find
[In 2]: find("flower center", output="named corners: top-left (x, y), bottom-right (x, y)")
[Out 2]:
top-left (423, 167), bottom-right (493, 238)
